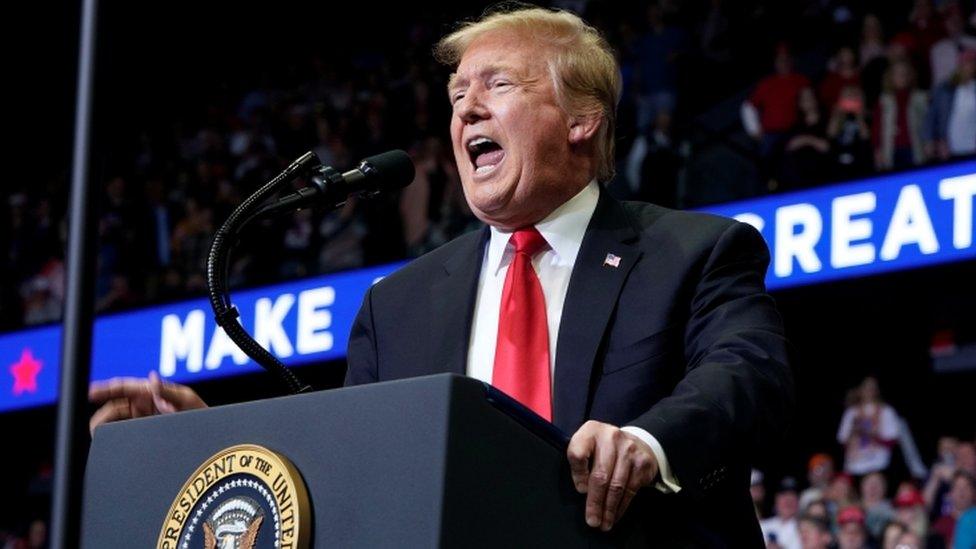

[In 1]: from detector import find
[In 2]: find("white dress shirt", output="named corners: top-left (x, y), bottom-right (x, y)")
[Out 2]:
top-left (759, 516), bottom-right (800, 549)
top-left (466, 180), bottom-right (681, 493)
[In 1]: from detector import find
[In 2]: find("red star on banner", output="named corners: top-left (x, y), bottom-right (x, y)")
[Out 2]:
top-left (10, 348), bottom-right (42, 395)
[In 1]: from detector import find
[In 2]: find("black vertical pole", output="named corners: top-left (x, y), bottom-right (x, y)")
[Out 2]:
top-left (50, 0), bottom-right (99, 546)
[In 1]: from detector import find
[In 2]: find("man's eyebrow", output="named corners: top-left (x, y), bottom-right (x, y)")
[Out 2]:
top-left (447, 73), bottom-right (465, 94)
top-left (447, 64), bottom-right (519, 94)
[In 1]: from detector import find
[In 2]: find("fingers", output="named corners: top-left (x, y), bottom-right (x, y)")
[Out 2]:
top-left (89, 385), bottom-right (167, 436)
top-left (567, 422), bottom-right (597, 493)
top-left (148, 371), bottom-right (176, 413)
top-left (92, 373), bottom-right (206, 414)
top-left (89, 398), bottom-right (133, 435)
top-left (585, 429), bottom-right (617, 529)
top-left (602, 438), bottom-right (635, 530)
top-left (568, 422), bottom-right (661, 532)
top-left (617, 449), bottom-right (653, 522)
top-left (152, 374), bottom-right (207, 411)
top-left (89, 376), bottom-right (152, 404)
top-left (89, 373), bottom-right (208, 438)
top-left (150, 386), bottom-right (177, 414)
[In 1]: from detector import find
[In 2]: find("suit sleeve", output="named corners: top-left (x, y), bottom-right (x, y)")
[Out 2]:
top-left (344, 285), bottom-right (379, 386)
top-left (630, 220), bottom-right (794, 501)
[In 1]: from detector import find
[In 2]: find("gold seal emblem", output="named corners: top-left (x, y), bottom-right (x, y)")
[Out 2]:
top-left (157, 444), bottom-right (310, 549)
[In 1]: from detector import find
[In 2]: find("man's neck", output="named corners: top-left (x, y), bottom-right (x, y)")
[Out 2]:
top-left (484, 180), bottom-right (599, 274)
top-left (490, 179), bottom-right (596, 231)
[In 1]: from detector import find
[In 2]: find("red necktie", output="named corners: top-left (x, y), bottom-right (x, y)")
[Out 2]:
top-left (492, 227), bottom-right (552, 421)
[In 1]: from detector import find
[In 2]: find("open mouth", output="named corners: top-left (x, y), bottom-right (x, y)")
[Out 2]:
top-left (467, 136), bottom-right (505, 175)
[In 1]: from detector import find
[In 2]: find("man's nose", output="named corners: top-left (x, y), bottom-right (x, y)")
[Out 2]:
top-left (456, 90), bottom-right (489, 124)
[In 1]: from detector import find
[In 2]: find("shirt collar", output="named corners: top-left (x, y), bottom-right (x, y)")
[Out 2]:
top-left (485, 180), bottom-right (600, 275)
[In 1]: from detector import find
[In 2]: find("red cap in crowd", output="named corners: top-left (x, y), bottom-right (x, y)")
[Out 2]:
top-left (894, 487), bottom-right (925, 508)
top-left (838, 505), bottom-right (866, 526)
top-left (832, 472), bottom-right (853, 486)
top-left (808, 453), bottom-right (832, 471)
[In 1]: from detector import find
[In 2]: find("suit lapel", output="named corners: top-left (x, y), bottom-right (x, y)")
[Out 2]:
top-left (552, 191), bottom-right (641, 433)
top-left (428, 227), bottom-right (489, 376)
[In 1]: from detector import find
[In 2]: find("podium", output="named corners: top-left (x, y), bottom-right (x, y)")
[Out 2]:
top-left (81, 373), bottom-right (649, 547)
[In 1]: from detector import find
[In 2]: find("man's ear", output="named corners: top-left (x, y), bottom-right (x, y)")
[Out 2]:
top-left (568, 113), bottom-right (602, 145)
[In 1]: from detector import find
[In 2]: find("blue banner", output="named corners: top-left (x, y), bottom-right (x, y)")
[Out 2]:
top-left (0, 263), bottom-right (403, 413)
top-left (701, 160), bottom-right (976, 290)
top-left (1, 160), bottom-right (973, 412)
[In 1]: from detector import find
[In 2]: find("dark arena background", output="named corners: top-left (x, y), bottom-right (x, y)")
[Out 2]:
top-left (3, 1), bottom-right (975, 547)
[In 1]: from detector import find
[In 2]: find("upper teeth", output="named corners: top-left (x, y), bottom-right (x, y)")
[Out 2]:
top-left (468, 137), bottom-right (495, 150)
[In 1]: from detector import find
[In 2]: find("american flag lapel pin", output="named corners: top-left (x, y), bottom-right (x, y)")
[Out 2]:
top-left (603, 253), bottom-right (621, 268)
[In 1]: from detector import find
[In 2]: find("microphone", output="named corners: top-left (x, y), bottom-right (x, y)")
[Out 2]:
top-left (322, 149), bottom-right (416, 197)
top-left (206, 149), bottom-right (414, 395)
top-left (271, 150), bottom-right (415, 213)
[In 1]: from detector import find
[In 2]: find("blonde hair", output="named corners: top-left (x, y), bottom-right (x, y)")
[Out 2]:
top-left (435, 5), bottom-right (622, 182)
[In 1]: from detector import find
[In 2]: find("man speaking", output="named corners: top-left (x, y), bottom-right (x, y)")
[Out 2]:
top-left (91, 6), bottom-right (793, 546)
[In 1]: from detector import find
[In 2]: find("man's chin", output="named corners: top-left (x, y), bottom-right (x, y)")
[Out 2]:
top-left (465, 183), bottom-right (512, 211)
top-left (463, 176), bottom-right (533, 227)
top-left (469, 199), bottom-right (522, 229)
top-left (473, 206), bottom-right (541, 230)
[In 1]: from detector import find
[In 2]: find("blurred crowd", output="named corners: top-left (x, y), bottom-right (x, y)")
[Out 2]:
top-left (2, 0), bottom-right (975, 330)
top-left (738, 3), bottom-right (976, 192)
top-left (0, 459), bottom-right (49, 549)
top-left (755, 376), bottom-right (975, 549)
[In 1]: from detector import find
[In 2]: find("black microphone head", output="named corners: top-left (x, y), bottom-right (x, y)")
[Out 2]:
top-left (360, 150), bottom-right (415, 190)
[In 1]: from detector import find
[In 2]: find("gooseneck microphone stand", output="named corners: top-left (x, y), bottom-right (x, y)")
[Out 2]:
top-left (206, 148), bottom-right (414, 395)
top-left (205, 152), bottom-right (322, 395)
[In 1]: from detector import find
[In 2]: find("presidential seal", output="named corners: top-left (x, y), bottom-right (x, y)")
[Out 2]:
top-left (157, 444), bottom-right (310, 549)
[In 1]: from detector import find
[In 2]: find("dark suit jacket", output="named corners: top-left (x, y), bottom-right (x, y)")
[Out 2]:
top-left (345, 189), bottom-right (793, 547)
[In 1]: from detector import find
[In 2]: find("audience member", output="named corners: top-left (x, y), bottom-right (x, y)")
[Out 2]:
top-left (798, 513), bottom-right (833, 549)
top-left (927, 49), bottom-right (976, 160)
top-left (862, 472), bottom-right (897, 538)
top-left (837, 377), bottom-right (902, 476)
top-left (800, 454), bottom-right (836, 511)
top-left (742, 45), bottom-right (812, 184)
top-left (930, 11), bottom-right (976, 86)
top-left (860, 14), bottom-right (888, 69)
top-left (896, 530), bottom-right (925, 549)
top-left (820, 46), bottom-right (863, 110)
top-left (861, 15), bottom-right (892, 106)
top-left (905, 0), bottom-right (945, 89)
top-left (781, 88), bottom-right (831, 189)
top-left (932, 472), bottom-right (976, 546)
top-left (926, 442), bottom-right (976, 522)
top-left (826, 85), bottom-right (874, 180)
top-left (881, 520), bottom-right (908, 549)
top-left (762, 477), bottom-right (802, 549)
top-left (623, 109), bottom-right (681, 207)
top-left (894, 485), bottom-right (933, 541)
top-left (837, 505), bottom-right (870, 549)
top-left (872, 60), bottom-right (930, 170)
top-left (828, 473), bottom-right (859, 512)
